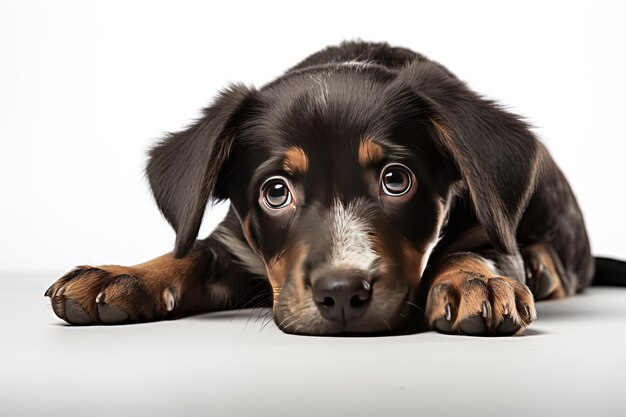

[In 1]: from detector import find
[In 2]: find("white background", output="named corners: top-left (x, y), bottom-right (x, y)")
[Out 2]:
top-left (1, 0), bottom-right (624, 274)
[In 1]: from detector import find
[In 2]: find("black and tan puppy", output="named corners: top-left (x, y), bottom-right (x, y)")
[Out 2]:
top-left (45, 41), bottom-right (625, 336)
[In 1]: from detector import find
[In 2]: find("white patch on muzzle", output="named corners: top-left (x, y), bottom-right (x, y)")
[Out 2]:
top-left (328, 199), bottom-right (377, 270)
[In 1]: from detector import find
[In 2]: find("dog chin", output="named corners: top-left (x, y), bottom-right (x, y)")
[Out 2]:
top-left (275, 290), bottom-right (414, 336)
top-left (279, 316), bottom-right (410, 337)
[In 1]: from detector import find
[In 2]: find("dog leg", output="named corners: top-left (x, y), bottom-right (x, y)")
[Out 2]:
top-left (424, 252), bottom-right (536, 336)
top-left (45, 238), bottom-right (271, 325)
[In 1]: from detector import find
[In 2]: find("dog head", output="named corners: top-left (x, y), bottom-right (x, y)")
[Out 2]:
top-left (147, 57), bottom-right (540, 335)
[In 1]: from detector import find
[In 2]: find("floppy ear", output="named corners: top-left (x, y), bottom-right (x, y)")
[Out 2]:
top-left (399, 60), bottom-right (542, 254)
top-left (146, 83), bottom-right (255, 258)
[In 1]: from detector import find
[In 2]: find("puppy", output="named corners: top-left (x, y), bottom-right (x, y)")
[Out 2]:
top-left (45, 41), bottom-right (622, 336)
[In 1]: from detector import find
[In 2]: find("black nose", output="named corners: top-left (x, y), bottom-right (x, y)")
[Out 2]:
top-left (312, 270), bottom-right (372, 322)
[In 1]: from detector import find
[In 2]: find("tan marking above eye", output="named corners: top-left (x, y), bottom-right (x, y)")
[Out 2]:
top-left (282, 147), bottom-right (309, 175)
top-left (358, 138), bottom-right (385, 167)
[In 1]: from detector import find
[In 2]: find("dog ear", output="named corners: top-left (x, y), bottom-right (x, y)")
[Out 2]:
top-left (146, 83), bottom-right (255, 258)
top-left (398, 60), bottom-right (543, 254)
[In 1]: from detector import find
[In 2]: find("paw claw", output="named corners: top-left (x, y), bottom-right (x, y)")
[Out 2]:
top-left (163, 288), bottom-right (176, 312)
top-left (44, 285), bottom-right (54, 297)
top-left (445, 303), bottom-right (452, 321)
top-left (481, 301), bottom-right (490, 319)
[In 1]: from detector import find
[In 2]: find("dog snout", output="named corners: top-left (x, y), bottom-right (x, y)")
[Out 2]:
top-left (312, 269), bottom-right (372, 322)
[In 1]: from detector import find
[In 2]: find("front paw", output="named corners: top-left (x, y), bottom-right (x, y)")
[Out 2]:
top-left (425, 273), bottom-right (536, 336)
top-left (45, 266), bottom-right (176, 325)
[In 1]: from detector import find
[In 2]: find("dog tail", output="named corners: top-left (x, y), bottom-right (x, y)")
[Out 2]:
top-left (592, 257), bottom-right (626, 287)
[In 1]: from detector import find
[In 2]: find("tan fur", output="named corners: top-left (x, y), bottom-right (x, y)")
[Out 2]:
top-left (266, 242), bottom-right (309, 304)
top-left (48, 249), bottom-right (219, 323)
top-left (434, 253), bottom-right (496, 283)
top-left (290, 243), bottom-right (310, 301)
top-left (283, 147), bottom-right (309, 175)
top-left (266, 253), bottom-right (287, 303)
top-left (358, 138), bottom-right (384, 167)
top-left (487, 277), bottom-right (523, 330)
top-left (455, 277), bottom-right (490, 326)
top-left (426, 253), bottom-right (536, 335)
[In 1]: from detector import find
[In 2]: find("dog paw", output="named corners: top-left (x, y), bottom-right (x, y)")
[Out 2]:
top-left (45, 266), bottom-right (177, 325)
top-left (522, 243), bottom-right (567, 300)
top-left (425, 274), bottom-right (536, 336)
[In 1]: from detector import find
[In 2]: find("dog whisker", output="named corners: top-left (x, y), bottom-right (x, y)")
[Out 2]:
top-left (404, 300), bottom-right (423, 313)
top-left (244, 307), bottom-right (261, 330)
top-left (291, 317), bottom-right (309, 335)
top-left (236, 282), bottom-right (271, 310)
top-left (275, 312), bottom-right (297, 331)
top-left (258, 310), bottom-right (275, 332)
top-left (383, 319), bottom-right (393, 335)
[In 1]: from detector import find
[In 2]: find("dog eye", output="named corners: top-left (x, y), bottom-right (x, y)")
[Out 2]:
top-left (381, 164), bottom-right (413, 196)
top-left (262, 178), bottom-right (292, 209)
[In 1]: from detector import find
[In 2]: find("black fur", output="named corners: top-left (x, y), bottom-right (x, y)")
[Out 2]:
top-left (396, 61), bottom-right (541, 254)
top-left (147, 41), bottom-right (557, 269)
top-left (146, 84), bottom-right (257, 257)
top-left (593, 258), bottom-right (626, 287)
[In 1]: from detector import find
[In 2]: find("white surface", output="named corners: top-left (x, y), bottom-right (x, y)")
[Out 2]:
top-left (1, 274), bottom-right (626, 417)
top-left (0, 0), bottom-right (625, 273)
